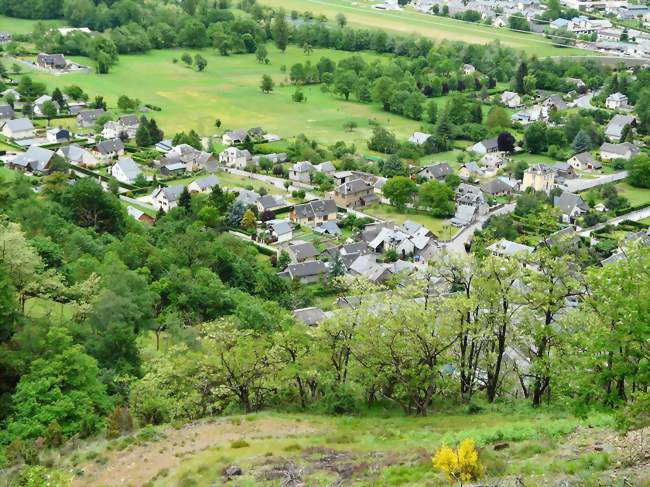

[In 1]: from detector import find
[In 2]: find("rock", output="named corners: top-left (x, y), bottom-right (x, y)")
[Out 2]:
top-left (225, 465), bottom-right (243, 477)
top-left (494, 442), bottom-right (510, 451)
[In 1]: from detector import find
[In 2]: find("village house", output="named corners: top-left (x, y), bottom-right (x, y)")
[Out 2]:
top-left (286, 241), bottom-right (319, 263)
top-left (451, 204), bottom-right (479, 227)
top-left (256, 195), bottom-right (284, 213)
top-left (8, 146), bottom-right (55, 174)
top-left (469, 137), bottom-right (499, 155)
top-left (110, 157), bottom-right (142, 184)
top-left (599, 141), bottom-right (640, 161)
top-left (348, 254), bottom-right (395, 285)
top-left (57, 144), bottom-right (98, 167)
top-left (2, 118), bottom-right (35, 140)
top-left (463, 63), bottom-right (476, 75)
top-left (33, 95), bottom-right (59, 117)
top-left (162, 144), bottom-right (214, 172)
top-left (501, 91), bottom-right (522, 108)
top-left (567, 152), bottom-right (602, 171)
top-left (458, 162), bottom-right (485, 180)
top-left (479, 152), bottom-right (507, 174)
top-left (283, 261), bottom-right (327, 284)
top-left (93, 138), bottom-right (125, 160)
top-left (552, 162), bottom-right (577, 180)
top-left (289, 161), bottom-right (314, 184)
top-left (314, 221), bottom-right (342, 236)
top-left (36, 53), bottom-right (67, 70)
top-left (480, 178), bottom-right (513, 197)
top-left (291, 199), bottom-right (338, 226)
top-left (606, 92), bottom-right (628, 110)
top-left (219, 146), bottom-right (252, 168)
top-left (408, 131), bottom-right (432, 145)
top-left (266, 219), bottom-right (293, 243)
top-left (418, 162), bottom-right (454, 181)
top-left (0, 103), bottom-right (14, 122)
top-left (46, 127), bottom-right (70, 144)
top-left (236, 189), bottom-right (261, 207)
top-left (333, 179), bottom-right (377, 208)
top-left (605, 114), bottom-right (635, 142)
top-left (76, 109), bottom-right (106, 128)
top-left (522, 164), bottom-right (555, 193)
top-left (487, 239), bottom-right (534, 258)
top-left (152, 185), bottom-right (185, 212)
top-left (102, 115), bottom-right (139, 140)
top-left (188, 175), bottom-right (220, 194)
top-left (314, 161), bottom-right (336, 174)
top-left (554, 191), bottom-right (589, 224)
top-left (160, 162), bottom-right (186, 177)
top-left (222, 129), bottom-right (248, 146)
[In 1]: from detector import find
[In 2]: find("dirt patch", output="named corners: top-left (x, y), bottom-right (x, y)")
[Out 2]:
top-left (73, 417), bottom-right (318, 487)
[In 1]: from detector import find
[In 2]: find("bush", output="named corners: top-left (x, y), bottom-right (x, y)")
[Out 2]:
top-left (432, 438), bottom-right (485, 483)
top-left (230, 439), bottom-right (250, 448)
top-left (615, 392), bottom-right (650, 432)
top-left (321, 384), bottom-right (360, 415)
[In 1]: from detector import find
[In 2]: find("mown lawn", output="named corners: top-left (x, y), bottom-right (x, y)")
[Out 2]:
top-left (259, 0), bottom-right (588, 57)
top-left (363, 203), bottom-right (451, 236)
top-left (0, 14), bottom-right (64, 35)
top-left (27, 45), bottom-right (423, 146)
top-left (616, 182), bottom-right (650, 207)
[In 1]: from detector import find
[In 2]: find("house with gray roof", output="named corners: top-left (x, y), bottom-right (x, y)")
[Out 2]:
top-left (291, 199), bottom-right (338, 226)
top-left (554, 191), bottom-right (589, 223)
top-left (293, 307), bottom-right (328, 326)
top-left (36, 53), bottom-right (67, 69)
top-left (487, 239), bottom-right (534, 258)
top-left (111, 158), bottom-right (142, 184)
top-left (8, 146), bottom-right (55, 174)
top-left (418, 162), bottom-right (454, 181)
top-left (152, 185), bottom-right (185, 212)
top-left (408, 131), bottom-right (432, 145)
top-left (458, 162), bottom-right (485, 180)
top-left (236, 189), bottom-right (261, 207)
top-left (286, 241), bottom-right (319, 263)
top-left (605, 114), bottom-right (635, 142)
top-left (289, 161), bottom-right (314, 184)
top-left (283, 261), bottom-right (327, 283)
top-left (0, 103), bottom-right (14, 121)
top-left (469, 137), bottom-right (499, 155)
top-left (2, 118), bottom-right (35, 140)
top-left (58, 144), bottom-right (98, 167)
top-left (568, 152), bottom-right (602, 171)
top-left (222, 129), bottom-right (248, 146)
top-left (76, 108), bottom-right (106, 128)
top-left (188, 175), bottom-right (220, 194)
top-left (333, 179), bottom-right (376, 208)
top-left (266, 219), bottom-right (293, 243)
top-left (256, 194), bottom-right (284, 213)
top-left (480, 178), bottom-right (513, 196)
top-left (451, 204), bottom-right (478, 227)
top-left (94, 138), bottom-right (125, 159)
top-left (599, 142), bottom-right (639, 161)
top-left (314, 161), bottom-right (336, 174)
top-left (314, 221), bottom-right (342, 236)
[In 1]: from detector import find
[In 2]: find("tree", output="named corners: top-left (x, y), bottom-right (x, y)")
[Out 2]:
top-left (336, 12), bottom-right (347, 27)
top-left (425, 100), bottom-right (438, 124)
top-left (255, 44), bottom-right (268, 64)
top-left (181, 52), bottom-right (193, 66)
top-left (228, 200), bottom-right (247, 227)
top-left (515, 61), bottom-right (528, 94)
top-left (634, 87), bottom-right (650, 134)
top-left (627, 154), bottom-right (650, 188)
top-left (571, 129), bottom-right (592, 154)
top-left (382, 176), bottom-right (416, 209)
top-left (260, 74), bottom-right (275, 94)
top-left (272, 10), bottom-right (289, 53)
top-left (241, 209), bottom-right (257, 230)
top-left (418, 180), bottom-right (455, 217)
top-left (41, 100), bottom-right (58, 125)
top-left (135, 123), bottom-right (152, 147)
top-left (333, 70), bottom-right (358, 101)
top-left (486, 106), bottom-right (511, 129)
top-left (178, 186), bottom-right (192, 211)
top-left (367, 126), bottom-right (398, 154)
top-left (61, 178), bottom-right (126, 235)
top-left (258, 157), bottom-right (273, 173)
top-left (194, 54), bottom-right (207, 72)
top-left (51, 87), bottom-right (65, 108)
top-left (509, 14), bottom-right (530, 31)
top-left (432, 439), bottom-right (485, 483)
top-left (497, 131), bottom-right (516, 152)
top-left (523, 121), bottom-right (547, 154)
top-left (343, 121), bottom-right (358, 132)
top-left (5, 327), bottom-right (111, 440)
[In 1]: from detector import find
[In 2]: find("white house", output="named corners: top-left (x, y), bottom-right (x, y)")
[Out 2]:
top-left (599, 142), bottom-right (640, 161)
top-left (605, 92), bottom-right (628, 110)
top-left (501, 91), bottom-right (522, 108)
top-left (567, 152), bottom-right (602, 171)
top-left (222, 129), bottom-right (247, 146)
top-left (188, 175), bottom-right (220, 194)
top-left (2, 118), bottom-right (35, 140)
top-left (218, 147), bottom-right (252, 169)
top-left (110, 157), bottom-right (142, 184)
top-left (289, 161), bottom-right (313, 184)
top-left (58, 144), bottom-right (98, 167)
top-left (470, 137), bottom-right (499, 155)
top-left (152, 185), bottom-right (185, 212)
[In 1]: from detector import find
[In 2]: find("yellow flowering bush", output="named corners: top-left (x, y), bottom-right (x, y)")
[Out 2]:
top-left (432, 438), bottom-right (485, 484)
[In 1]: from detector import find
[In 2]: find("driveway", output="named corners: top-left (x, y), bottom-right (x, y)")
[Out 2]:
top-left (444, 203), bottom-right (516, 254)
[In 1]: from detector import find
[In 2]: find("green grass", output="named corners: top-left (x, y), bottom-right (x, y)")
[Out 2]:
top-left (27, 45), bottom-right (423, 145)
top-left (259, 0), bottom-right (588, 57)
top-left (24, 297), bottom-right (74, 323)
top-left (363, 203), bottom-right (451, 237)
top-left (616, 183), bottom-right (650, 207)
top-left (0, 14), bottom-right (64, 36)
top-left (0, 165), bottom-right (19, 181)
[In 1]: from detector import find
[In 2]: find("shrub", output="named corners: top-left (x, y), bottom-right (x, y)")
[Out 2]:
top-left (230, 440), bottom-right (250, 449)
top-left (432, 438), bottom-right (485, 483)
top-left (321, 384), bottom-right (360, 415)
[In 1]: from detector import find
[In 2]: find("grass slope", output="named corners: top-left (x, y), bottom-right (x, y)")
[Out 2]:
top-left (259, 0), bottom-right (587, 57)
top-left (27, 46), bottom-right (422, 145)
top-left (54, 409), bottom-right (630, 487)
top-left (0, 15), bottom-right (64, 36)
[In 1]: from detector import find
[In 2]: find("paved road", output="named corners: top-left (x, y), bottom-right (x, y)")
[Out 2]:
top-left (561, 171), bottom-right (628, 193)
top-left (574, 93), bottom-right (594, 109)
top-left (579, 206), bottom-right (650, 236)
top-left (444, 203), bottom-right (516, 254)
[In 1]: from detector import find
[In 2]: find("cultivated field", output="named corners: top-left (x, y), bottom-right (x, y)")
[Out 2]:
top-left (259, 0), bottom-right (588, 57)
top-left (27, 46), bottom-right (424, 145)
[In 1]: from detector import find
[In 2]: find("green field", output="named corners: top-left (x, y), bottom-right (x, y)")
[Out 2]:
top-left (260, 0), bottom-right (587, 57)
top-left (28, 46), bottom-right (424, 146)
top-left (364, 203), bottom-right (450, 237)
top-left (616, 182), bottom-right (650, 207)
top-left (0, 15), bottom-right (64, 36)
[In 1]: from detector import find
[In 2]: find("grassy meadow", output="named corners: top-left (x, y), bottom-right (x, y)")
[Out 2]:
top-left (259, 0), bottom-right (588, 57)
top-left (0, 14), bottom-right (64, 36)
top-left (27, 45), bottom-right (425, 146)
